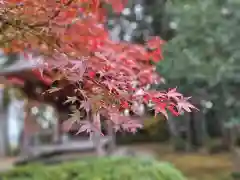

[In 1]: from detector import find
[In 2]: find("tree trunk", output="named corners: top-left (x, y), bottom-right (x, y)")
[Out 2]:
top-left (233, 148), bottom-right (240, 174)
top-left (107, 121), bottom-right (116, 154)
top-left (0, 86), bottom-right (8, 157)
top-left (0, 110), bottom-right (7, 157)
top-left (53, 106), bottom-right (60, 144)
top-left (91, 132), bottom-right (105, 157)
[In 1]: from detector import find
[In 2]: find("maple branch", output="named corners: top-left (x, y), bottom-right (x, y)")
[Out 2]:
top-left (0, 3), bottom-right (23, 15)
top-left (88, 77), bottom-right (114, 96)
top-left (0, 14), bottom-right (63, 56)
top-left (29, 0), bottom-right (76, 27)
top-left (86, 77), bottom-right (131, 110)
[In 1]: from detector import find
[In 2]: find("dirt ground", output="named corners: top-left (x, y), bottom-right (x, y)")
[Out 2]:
top-left (126, 143), bottom-right (233, 180)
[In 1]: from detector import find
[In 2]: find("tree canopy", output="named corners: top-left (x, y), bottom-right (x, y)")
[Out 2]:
top-left (0, 0), bottom-right (196, 135)
top-left (157, 0), bottom-right (240, 130)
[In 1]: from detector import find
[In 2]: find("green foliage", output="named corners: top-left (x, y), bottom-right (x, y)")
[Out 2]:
top-left (117, 117), bottom-right (169, 144)
top-left (0, 157), bottom-right (186, 180)
top-left (3, 86), bottom-right (10, 109)
top-left (232, 172), bottom-right (240, 180)
top-left (143, 116), bottom-right (169, 138)
top-left (155, 0), bottom-right (240, 130)
top-left (162, 0), bottom-right (240, 83)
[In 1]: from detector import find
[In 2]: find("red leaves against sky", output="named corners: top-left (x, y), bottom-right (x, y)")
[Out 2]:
top-left (2, 0), bottom-right (197, 135)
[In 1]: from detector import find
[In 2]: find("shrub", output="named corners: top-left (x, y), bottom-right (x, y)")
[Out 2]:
top-left (232, 172), bottom-right (240, 180)
top-left (116, 116), bottom-right (170, 145)
top-left (0, 157), bottom-right (186, 180)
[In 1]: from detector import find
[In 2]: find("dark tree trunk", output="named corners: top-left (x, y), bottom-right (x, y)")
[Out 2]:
top-left (0, 110), bottom-right (7, 157)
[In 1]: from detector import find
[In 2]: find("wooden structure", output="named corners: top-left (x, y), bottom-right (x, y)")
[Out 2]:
top-left (0, 54), bottom-right (115, 160)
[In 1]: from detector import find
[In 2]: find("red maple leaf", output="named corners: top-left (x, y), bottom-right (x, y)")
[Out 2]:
top-left (177, 97), bottom-right (198, 113)
top-left (1, 0), bottom-right (197, 135)
top-left (166, 87), bottom-right (183, 101)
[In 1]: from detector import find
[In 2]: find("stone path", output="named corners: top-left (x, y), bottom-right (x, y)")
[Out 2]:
top-left (0, 157), bottom-right (15, 172)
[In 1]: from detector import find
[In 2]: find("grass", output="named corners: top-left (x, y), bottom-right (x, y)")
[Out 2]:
top-left (127, 144), bottom-right (233, 180)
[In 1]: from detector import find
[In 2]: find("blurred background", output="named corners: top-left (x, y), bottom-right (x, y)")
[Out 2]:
top-left (0, 0), bottom-right (239, 180)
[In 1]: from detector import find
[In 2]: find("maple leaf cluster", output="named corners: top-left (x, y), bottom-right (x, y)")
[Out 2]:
top-left (0, 0), bottom-right (197, 135)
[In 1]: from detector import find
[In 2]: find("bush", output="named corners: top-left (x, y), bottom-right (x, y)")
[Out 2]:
top-left (116, 116), bottom-right (170, 145)
top-left (0, 157), bottom-right (186, 180)
top-left (232, 172), bottom-right (240, 180)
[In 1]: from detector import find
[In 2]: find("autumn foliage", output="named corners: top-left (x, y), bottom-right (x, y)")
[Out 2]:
top-left (0, 0), bottom-right (197, 134)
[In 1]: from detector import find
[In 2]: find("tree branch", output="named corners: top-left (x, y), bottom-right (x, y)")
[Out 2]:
top-left (29, 0), bottom-right (76, 27)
